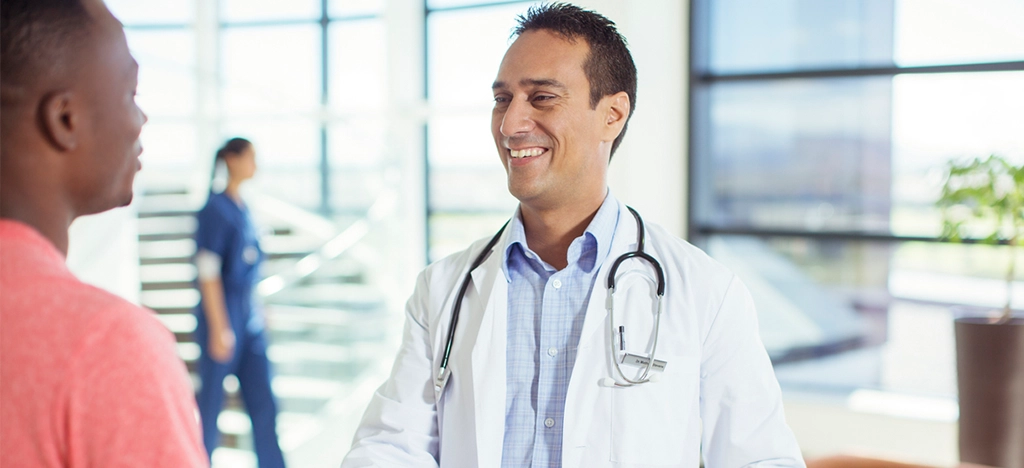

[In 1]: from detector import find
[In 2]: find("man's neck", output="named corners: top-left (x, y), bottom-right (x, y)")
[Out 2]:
top-left (519, 190), bottom-right (607, 270)
top-left (0, 200), bottom-right (73, 256)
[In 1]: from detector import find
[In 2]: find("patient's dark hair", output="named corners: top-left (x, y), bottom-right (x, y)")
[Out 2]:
top-left (211, 137), bottom-right (253, 183)
top-left (1, 0), bottom-right (93, 90)
top-left (513, 2), bottom-right (637, 156)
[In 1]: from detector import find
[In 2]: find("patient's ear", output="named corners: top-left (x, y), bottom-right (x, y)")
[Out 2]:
top-left (39, 91), bottom-right (79, 152)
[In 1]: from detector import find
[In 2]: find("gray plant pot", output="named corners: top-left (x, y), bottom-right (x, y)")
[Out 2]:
top-left (955, 316), bottom-right (1024, 468)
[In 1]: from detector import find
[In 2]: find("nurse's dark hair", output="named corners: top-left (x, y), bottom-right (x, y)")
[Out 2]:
top-left (1, 0), bottom-right (92, 89)
top-left (211, 137), bottom-right (252, 183)
top-left (512, 2), bottom-right (637, 157)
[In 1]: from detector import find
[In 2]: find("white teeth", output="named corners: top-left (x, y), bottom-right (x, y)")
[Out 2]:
top-left (509, 148), bottom-right (546, 158)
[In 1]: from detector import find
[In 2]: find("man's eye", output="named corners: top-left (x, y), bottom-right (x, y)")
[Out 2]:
top-left (494, 95), bottom-right (509, 103)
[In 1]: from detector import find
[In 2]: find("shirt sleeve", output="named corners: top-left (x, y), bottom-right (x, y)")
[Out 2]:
top-left (195, 201), bottom-right (232, 260)
top-left (65, 304), bottom-right (208, 468)
top-left (699, 276), bottom-right (806, 467)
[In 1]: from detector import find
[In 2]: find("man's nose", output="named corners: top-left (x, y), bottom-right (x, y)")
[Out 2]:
top-left (499, 97), bottom-right (534, 137)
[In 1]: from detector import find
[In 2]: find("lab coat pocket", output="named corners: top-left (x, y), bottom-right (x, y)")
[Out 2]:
top-left (608, 354), bottom-right (698, 467)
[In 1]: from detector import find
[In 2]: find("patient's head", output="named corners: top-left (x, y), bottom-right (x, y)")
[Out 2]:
top-left (1, 0), bottom-right (147, 222)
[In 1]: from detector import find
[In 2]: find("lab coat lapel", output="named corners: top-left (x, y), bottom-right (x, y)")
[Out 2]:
top-left (467, 237), bottom-right (508, 468)
top-left (577, 200), bottom-right (637, 353)
top-left (562, 201), bottom-right (639, 467)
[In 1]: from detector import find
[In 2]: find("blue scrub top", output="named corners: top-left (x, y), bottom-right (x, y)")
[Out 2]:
top-left (194, 191), bottom-right (265, 333)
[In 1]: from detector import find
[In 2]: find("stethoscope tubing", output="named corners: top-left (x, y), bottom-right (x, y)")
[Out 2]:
top-left (436, 219), bottom-right (509, 383)
top-left (436, 206), bottom-right (665, 392)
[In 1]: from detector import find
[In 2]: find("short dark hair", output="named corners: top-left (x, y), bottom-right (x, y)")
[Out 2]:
top-left (0, 0), bottom-right (93, 90)
top-left (513, 2), bottom-right (637, 156)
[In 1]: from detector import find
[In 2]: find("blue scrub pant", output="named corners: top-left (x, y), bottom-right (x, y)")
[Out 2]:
top-left (196, 326), bottom-right (286, 468)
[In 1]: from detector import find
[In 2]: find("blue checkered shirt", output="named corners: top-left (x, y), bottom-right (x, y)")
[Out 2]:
top-left (500, 193), bottom-right (619, 468)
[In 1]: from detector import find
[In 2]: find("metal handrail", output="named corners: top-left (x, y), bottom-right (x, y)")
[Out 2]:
top-left (255, 188), bottom-right (399, 298)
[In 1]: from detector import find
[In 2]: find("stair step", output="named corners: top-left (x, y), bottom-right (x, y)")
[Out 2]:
top-left (142, 186), bottom-right (190, 196)
top-left (138, 215), bottom-right (196, 237)
top-left (178, 342), bottom-right (200, 372)
top-left (138, 193), bottom-right (199, 216)
top-left (142, 288), bottom-right (200, 312)
top-left (265, 284), bottom-right (384, 310)
top-left (141, 263), bottom-right (197, 282)
top-left (155, 312), bottom-right (197, 336)
top-left (140, 264), bottom-right (197, 294)
top-left (211, 447), bottom-right (256, 467)
top-left (139, 239), bottom-right (196, 260)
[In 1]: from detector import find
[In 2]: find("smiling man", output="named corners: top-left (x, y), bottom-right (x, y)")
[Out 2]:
top-left (0, 0), bottom-right (206, 466)
top-left (343, 4), bottom-right (804, 467)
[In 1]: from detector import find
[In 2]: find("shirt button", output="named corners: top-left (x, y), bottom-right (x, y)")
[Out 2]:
top-left (544, 418), bottom-right (555, 428)
top-left (552, 279), bottom-right (562, 289)
top-left (547, 347), bottom-right (558, 357)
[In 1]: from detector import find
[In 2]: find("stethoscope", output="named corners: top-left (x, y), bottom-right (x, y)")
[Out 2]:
top-left (434, 206), bottom-right (666, 394)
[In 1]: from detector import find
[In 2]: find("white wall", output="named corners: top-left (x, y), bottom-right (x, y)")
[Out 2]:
top-left (580, 0), bottom-right (690, 238)
top-left (66, 205), bottom-right (141, 304)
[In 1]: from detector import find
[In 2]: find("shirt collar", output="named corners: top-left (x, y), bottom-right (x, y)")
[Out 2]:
top-left (501, 191), bottom-right (620, 282)
top-left (0, 219), bottom-right (70, 276)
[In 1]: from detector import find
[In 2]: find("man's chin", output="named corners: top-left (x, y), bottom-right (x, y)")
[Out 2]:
top-left (118, 192), bottom-right (134, 208)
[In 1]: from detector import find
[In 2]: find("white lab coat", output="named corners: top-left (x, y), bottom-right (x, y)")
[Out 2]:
top-left (343, 200), bottom-right (805, 467)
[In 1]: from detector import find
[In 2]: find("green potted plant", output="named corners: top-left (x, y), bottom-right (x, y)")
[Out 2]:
top-left (936, 154), bottom-right (1023, 468)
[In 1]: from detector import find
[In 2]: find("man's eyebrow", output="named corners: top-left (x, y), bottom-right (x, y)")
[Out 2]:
top-left (522, 78), bottom-right (567, 91)
top-left (491, 78), bottom-right (569, 91)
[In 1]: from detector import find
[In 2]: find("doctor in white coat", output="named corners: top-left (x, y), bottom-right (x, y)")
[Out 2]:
top-left (342, 4), bottom-right (805, 467)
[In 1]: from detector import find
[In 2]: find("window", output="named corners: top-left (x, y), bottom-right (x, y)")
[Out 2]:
top-left (425, 1), bottom-right (539, 261)
top-left (690, 0), bottom-right (1024, 398)
top-left (110, 0), bottom-right (387, 215)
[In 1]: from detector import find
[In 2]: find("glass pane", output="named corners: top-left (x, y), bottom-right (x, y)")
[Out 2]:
top-left (429, 213), bottom-right (511, 263)
top-left (427, 3), bottom-right (533, 109)
top-left (329, 118), bottom-right (387, 212)
top-left (137, 122), bottom-right (199, 171)
top-left (428, 113), bottom-right (496, 168)
top-left (703, 235), bottom-right (1023, 396)
top-left (428, 113), bottom-right (517, 212)
top-left (891, 71), bottom-right (1024, 237)
top-left (329, 0), bottom-right (384, 17)
top-left (125, 30), bottom-right (196, 118)
top-left (704, 0), bottom-right (894, 73)
top-left (427, 0), bottom-right (528, 9)
top-left (221, 25), bottom-right (322, 115)
top-left (703, 0), bottom-right (1024, 74)
top-left (222, 119), bottom-right (321, 210)
top-left (106, 0), bottom-right (193, 24)
top-left (895, 0), bottom-right (1024, 66)
top-left (694, 77), bottom-right (894, 233)
top-left (329, 19), bottom-right (387, 113)
top-left (221, 0), bottom-right (321, 23)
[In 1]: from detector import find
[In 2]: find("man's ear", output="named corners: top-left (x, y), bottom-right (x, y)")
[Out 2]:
top-left (38, 91), bottom-right (79, 151)
top-left (601, 91), bottom-right (630, 141)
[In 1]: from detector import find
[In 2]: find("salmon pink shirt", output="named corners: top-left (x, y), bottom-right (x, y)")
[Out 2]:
top-left (0, 220), bottom-right (206, 467)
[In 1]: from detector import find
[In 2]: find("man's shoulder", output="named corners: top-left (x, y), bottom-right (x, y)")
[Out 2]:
top-left (643, 220), bottom-right (718, 261)
top-left (4, 272), bottom-right (171, 351)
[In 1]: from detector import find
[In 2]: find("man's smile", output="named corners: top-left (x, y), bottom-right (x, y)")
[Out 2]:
top-left (508, 147), bottom-right (548, 158)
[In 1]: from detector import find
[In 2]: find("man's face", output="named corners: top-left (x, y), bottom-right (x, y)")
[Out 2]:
top-left (70, 0), bottom-right (147, 215)
top-left (491, 29), bottom-right (612, 212)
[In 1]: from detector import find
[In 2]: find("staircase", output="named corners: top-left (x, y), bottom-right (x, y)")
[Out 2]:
top-left (137, 187), bottom-right (394, 466)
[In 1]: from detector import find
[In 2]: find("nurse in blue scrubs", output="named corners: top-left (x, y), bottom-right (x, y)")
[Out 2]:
top-left (194, 137), bottom-right (285, 467)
